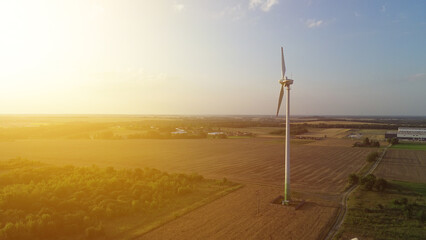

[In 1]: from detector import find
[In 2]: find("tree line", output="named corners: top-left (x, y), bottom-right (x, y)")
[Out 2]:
top-left (0, 158), bottom-right (226, 239)
top-left (353, 138), bottom-right (380, 148)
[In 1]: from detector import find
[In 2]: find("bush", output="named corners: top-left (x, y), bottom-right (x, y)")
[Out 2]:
top-left (360, 174), bottom-right (376, 190)
top-left (363, 137), bottom-right (370, 145)
top-left (85, 224), bottom-right (105, 239)
top-left (269, 126), bottom-right (308, 136)
top-left (177, 186), bottom-right (192, 195)
top-left (366, 152), bottom-right (379, 162)
top-left (354, 138), bottom-right (381, 148)
top-left (348, 173), bottom-right (359, 185)
top-left (374, 178), bottom-right (387, 191)
top-left (417, 210), bottom-right (426, 222)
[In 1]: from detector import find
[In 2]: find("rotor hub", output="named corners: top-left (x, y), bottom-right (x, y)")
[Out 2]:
top-left (279, 78), bottom-right (294, 86)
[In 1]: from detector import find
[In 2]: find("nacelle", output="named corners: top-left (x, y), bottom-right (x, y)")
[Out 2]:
top-left (279, 78), bottom-right (294, 85)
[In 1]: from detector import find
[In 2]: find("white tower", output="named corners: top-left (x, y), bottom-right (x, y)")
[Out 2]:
top-left (276, 47), bottom-right (293, 205)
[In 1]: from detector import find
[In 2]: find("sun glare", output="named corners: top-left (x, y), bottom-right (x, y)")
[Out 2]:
top-left (0, 1), bottom-right (425, 240)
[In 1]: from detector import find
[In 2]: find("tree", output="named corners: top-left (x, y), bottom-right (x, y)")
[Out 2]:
top-left (418, 210), bottom-right (426, 222)
top-left (360, 174), bottom-right (376, 190)
top-left (348, 173), bottom-right (359, 185)
top-left (0, 159), bottom-right (222, 240)
top-left (374, 178), bottom-right (387, 191)
top-left (372, 141), bottom-right (380, 147)
top-left (366, 152), bottom-right (379, 162)
top-left (85, 224), bottom-right (105, 239)
top-left (1, 222), bottom-right (15, 239)
top-left (354, 138), bottom-right (380, 148)
top-left (363, 137), bottom-right (370, 146)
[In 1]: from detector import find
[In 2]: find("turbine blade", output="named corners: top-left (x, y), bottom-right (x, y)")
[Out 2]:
top-left (281, 47), bottom-right (286, 79)
top-left (276, 84), bottom-right (284, 116)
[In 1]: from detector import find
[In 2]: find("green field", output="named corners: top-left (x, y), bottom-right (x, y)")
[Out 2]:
top-left (391, 143), bottom-right (426, 151)
top-left (338, 180), bottom-right (426, 240)
top-left (392, 180), bottom-right (426, 196)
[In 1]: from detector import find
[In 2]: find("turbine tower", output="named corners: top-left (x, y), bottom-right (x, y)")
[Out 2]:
top-left (276, 47), bottom-right (293, 205)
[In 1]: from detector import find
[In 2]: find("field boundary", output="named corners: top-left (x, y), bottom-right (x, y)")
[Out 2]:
top-left (122, 184), bottom-right (243, 240)
top-left (323, 144), bottom-right (391, 240)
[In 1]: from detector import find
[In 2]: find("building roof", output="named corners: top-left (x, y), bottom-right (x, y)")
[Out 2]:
top-left (398, 127), bottom-right (426, 131)
top-left (208, 132), bottom-right (225, 135)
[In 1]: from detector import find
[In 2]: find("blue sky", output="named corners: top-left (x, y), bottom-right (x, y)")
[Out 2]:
top-left (0, 0), bottom-right (425, 115)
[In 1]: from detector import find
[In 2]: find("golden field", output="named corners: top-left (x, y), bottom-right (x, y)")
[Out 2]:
top-left (0, 116), bottom-right (390, 239)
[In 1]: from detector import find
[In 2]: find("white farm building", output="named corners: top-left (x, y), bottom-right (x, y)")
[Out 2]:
top-left (397, 127), bottom-right (426, 141)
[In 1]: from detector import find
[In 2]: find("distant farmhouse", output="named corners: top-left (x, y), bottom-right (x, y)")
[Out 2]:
top-left (207, 132), bottom-right (225, 136)
top-left (385, 127), bottom-right (426, 141)
top-left (171, 128), bottom-right (187, 135)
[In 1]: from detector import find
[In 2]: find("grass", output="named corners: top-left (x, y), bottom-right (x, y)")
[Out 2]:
top-left (227, 136), bottom-right (252, 139)
top-left (300, 128), bottom-right (350, 138)
top-left (345, 129), bottom-right (387, 142)
top-left (391, 143), bottom-right (426, 151)
top-left (337, 181), bottom-right (426, 240)
top-left (391, 180), bottom-right (426, 196)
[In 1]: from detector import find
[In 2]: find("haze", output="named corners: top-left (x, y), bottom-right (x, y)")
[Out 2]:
top-left (0, 0), bottom-right (425, 116)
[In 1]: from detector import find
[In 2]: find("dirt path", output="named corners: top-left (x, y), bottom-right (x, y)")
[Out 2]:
top-left (323, 144), bottom-right (391, 240)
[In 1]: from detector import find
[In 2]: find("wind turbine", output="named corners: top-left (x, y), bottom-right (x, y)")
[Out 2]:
top-left (276, 47), bottom-right (293, 205)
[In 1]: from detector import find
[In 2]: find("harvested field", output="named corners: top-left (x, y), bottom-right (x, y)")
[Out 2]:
top-left (305, 138), bottom-right (356, 148)
top-left (138, 185), bottom-right (338, 240)
top-left (0, 137), bottom-right (373, 239)
top-left (375, 149), bottom-right (426, 183)
top-left (221, 127), bottom-right (283, 138)
top-left (297, 128), bottom-right (350, 139)
top-left (294, 120), bottom-right (380, 125)
top-left (350, 129), bottom-right (388, 141)
top-left (0, 138), bottom-right (373, 194)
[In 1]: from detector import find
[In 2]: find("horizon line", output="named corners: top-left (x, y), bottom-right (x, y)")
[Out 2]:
top-left (0, 113), bottom-right (425, 118)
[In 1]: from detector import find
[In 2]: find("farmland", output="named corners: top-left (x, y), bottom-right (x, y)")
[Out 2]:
top-left (391, 143), bottom-right (426, 151)
top-left (337, 181), bottom-right (426, 240)
top-left (336, 143), bottom-right (426, 240)
top-left (375, 149), bottom-right (426, 183)
top-left (296, 128), bottom-right (350, 139)
top-left (0, 138), bottom-right (373, 195)
top-left (0, 115), bottom-right (411, 239)
top-left (0, 138), bottom-right (373, 239)
top-left (1, 1), bottom-right (425, 239)
top-left (139, 185), bottom-right (338, 240)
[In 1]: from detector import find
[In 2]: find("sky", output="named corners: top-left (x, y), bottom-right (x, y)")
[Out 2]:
top-left (0, 0), bottom-right (425, 116)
